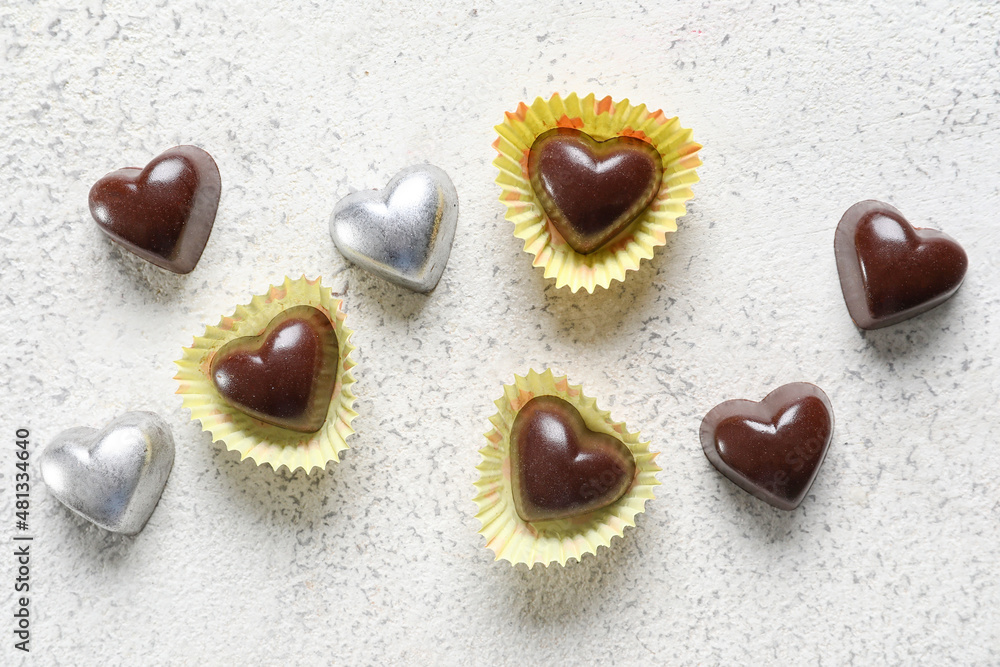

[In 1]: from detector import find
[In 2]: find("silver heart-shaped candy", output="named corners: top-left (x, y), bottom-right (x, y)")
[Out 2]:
top-left (39, 411), bottom-right (175, 535)
top-left (330, 164), bottom-right (459, 293)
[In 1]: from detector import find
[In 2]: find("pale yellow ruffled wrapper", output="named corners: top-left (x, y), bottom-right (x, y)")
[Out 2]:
top-left (174, 276), bottom-right (358, 474)
top-left (494, 92), bottom-right (702, 293)
top-left (473, 369), bottom-right (660, 567)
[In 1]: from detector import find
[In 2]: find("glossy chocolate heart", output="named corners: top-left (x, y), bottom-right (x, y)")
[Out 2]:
top-left (510, 395), bottom-right (636, 522)
top-left (527, 128), bottom-right (663, 254)
top-left (89, 145), bottom-right (221, 274)
top-left (211, 306), bottom-right (339, 433)
top-left (700, 383), bottom-right (834, 511)
top-left (835, 200), bottom-right (968, 330)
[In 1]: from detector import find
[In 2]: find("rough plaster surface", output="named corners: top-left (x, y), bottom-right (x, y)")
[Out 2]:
top-left (1, 1), bottom-right (999, 664)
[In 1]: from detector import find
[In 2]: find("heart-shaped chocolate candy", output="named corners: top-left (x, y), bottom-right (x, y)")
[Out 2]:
top-left (700, 383), bottom-right (834, 511)
top-left (211, 306), bottom-right (339, 433)
top-left (835, 200), bottom-right (968, 329)
top-left (528, 128), bottom-right (663, 254)
top-left (330, 165), bottom-right (459, 293)
top-left (39, 411), bottom-right (175, 535)
top-left (89, 145), bottom-right (221, 274)
top-left (510, 395), bottom-right (636, 522)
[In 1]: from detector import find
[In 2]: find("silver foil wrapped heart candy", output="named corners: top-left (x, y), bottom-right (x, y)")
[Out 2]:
top-left (39, 411), bottom-right (175, 535)
top-left (330, 164), bottom-right (459, 293)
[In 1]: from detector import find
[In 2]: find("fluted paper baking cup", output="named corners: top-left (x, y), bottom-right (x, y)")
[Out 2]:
top-left (493, 92), bottom-right (701, 293)
top-left (473, 369), bottom-right (659, 567)
top-left (174, 276), bottom-right (358, 474)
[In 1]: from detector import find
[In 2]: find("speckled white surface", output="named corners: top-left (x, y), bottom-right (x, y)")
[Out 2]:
top-left (2, 1), bottom-right (999, 664)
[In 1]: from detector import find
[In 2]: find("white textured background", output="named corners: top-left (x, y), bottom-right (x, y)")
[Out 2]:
top-left (2, 1), bottom-right (999, 664)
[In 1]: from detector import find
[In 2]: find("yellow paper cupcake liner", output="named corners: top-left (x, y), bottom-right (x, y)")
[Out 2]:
top-left (473, 369), bottom-right (660, 567)
top-left (174, 275), bottom-right (358, 474)
top-left (493, 92), bottom-right (702, 293)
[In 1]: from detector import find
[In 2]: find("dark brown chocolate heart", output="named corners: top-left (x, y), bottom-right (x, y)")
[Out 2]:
top-left (835, 200), bottom-right (968, 330)
top-left (89, 145), bottom-right (221, 274)
top-left (700, 383), bottom-right (834, 511)
top-left (510, 395), bottom-right (636, 522)
top-left (210, 306), bottom-right (339, 433)
top-left (527, 128), bottom-right (663, 254)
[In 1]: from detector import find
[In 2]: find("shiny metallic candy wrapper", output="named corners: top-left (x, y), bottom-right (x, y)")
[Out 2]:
top-left (39, 411), bottom-right (175, 535)
top-left (331, 164), bottom-right (459, 293)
